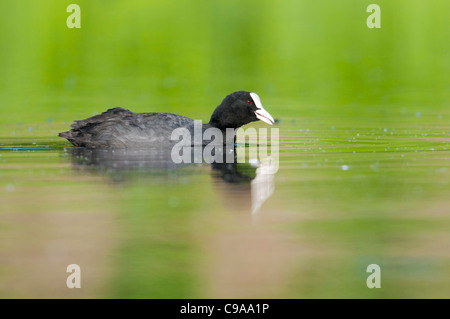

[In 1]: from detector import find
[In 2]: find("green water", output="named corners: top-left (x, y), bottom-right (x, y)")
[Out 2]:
top-left (0, 0), bottom-right (449, 298)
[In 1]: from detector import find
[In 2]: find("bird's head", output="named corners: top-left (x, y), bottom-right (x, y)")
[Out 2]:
top-left (209, 91), bottom-right (275, 129)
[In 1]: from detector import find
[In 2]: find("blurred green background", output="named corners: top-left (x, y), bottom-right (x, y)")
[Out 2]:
top-left (1, 0), bottom-right (449, 130)
top-left (0, 0), bottom-right (449, 299)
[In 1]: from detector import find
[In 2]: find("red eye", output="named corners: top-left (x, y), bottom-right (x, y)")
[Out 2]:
top-left (247, 100), bottom-right (252, 105)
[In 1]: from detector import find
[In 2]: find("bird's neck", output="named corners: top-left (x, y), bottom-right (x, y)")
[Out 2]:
top-left (200, 122), bottom-right (236, 146)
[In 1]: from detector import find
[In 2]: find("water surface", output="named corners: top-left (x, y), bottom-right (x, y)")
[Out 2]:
top-left (1, 113), bottom-right (449, 298)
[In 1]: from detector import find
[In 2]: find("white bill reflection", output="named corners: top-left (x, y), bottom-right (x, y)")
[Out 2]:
top-left (251, 156), bottom-right (276, 215)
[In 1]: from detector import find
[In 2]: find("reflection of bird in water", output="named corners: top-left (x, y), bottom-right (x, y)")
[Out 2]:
top-left (67, 145), bottom-right (276, 214)
top-left (210, 155), bottom-right (277, 215)
top-left (251, 157), bottom-right (276, 215)
top-left (69, 147), bottom-right (188, 171)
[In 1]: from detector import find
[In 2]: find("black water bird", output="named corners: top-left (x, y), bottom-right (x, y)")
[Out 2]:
top-left (59, 91), bottom-right (274, 149)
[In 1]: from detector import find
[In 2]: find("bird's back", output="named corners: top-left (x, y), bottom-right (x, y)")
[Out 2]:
top-left (59, 107), bottom-right (195, 148)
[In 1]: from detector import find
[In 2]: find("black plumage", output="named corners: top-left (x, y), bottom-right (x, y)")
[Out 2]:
top-left (59, 91), bottom-right (274, 149)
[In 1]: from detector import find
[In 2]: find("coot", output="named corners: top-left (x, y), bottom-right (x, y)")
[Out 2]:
top-left (59, 91), bottom-right (274, 148)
